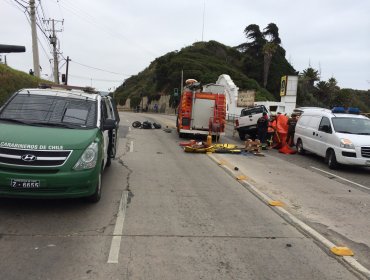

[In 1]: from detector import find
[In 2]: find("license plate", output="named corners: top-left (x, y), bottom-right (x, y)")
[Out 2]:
top-left (366, 160), bottom-right (370, 166)
top-left (11, 179), bottom-right (40, 188)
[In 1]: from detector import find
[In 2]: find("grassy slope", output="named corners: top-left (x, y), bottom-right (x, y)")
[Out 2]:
top-left (0, 64), bottom-right (49, 105)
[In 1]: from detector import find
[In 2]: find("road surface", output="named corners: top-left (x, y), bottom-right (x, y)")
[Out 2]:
top-left (0, 112), bottom-right (368, 279)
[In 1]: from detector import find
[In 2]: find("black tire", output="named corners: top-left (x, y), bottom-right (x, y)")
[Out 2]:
top-left (132, 121), bottom-right (141, 128)
top-left (153, 123), bottom-right (162, 129)
top-left (86, 168), bottom-right (102, 203)
top-left (179, 132), bottom-right (186, 138)
top-left (296, 139), bottom-right (305, 155)
top-left (238, 131), bottom-right (246, 141)
top-left (327, 149), bottom-right (339, 169)
top-left (142, 121), bottom-right (152, 129)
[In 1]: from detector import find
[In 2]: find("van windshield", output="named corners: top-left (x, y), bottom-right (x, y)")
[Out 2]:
top-left (0, 93), bottom-right (97, 129)
top-left (332, 117), bottom-right (370, 135)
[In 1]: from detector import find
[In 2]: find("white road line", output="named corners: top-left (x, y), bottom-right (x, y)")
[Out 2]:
top-left (130, 141), bottom-right (134, 152)
top-left (107, 190), bottom-right (129, 264)
top-left (310, 166), bottom-right (370, 191)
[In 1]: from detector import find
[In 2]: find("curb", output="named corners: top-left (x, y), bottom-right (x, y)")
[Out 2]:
top-left (207, 153), bottom-right (370, 279)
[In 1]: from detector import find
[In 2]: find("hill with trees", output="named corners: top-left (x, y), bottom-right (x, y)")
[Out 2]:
top-left (114, 22), bottom-right (369, 112)
top-left (1, 23), bottom-right (368, 112)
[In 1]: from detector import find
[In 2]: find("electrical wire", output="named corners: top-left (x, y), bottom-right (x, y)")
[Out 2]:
top-left (68, 74), bottom-right (124, 83)
top-left (13, 0), bottom-right (27, 9)
top-left (69, 60), bottom-right (131, 76)
top-left (56, 0), bottom-right (64, 20)
top-left (24, 10), bottom-right (53, 77)
top-left (57, 0), bottom-right (158, 58)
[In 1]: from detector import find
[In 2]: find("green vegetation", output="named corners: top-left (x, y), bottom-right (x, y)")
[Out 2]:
top-left (115, 40), bottom-right (282, 108)
top-left (297, 67), bottom-right (370, 112)
top-left (0, 64), bottom-right (48, 105)
top-left (1, 23), bottom-right (369, 112)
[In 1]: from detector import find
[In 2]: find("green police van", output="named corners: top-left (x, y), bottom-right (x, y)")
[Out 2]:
top-left (0, 86), bottom-right (119, 202)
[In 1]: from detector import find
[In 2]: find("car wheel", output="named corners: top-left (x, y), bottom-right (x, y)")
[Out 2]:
top-left (296, 139), bottom-right (305, 155)
top-left (86, 168), bottom-right (102, 203)
top-left (327, 149), bottom-right (339, 169)
top-left (238, 131), bottom-right (246, 141)
top-left (132, 121), bottom-right (141, 128)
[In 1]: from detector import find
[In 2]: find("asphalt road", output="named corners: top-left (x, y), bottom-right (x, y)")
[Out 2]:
top-left (0, 111), bottom-right (368, 279)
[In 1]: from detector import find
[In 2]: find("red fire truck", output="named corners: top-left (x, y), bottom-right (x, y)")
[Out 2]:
top-left (176, 80), bottom-right (226, 139)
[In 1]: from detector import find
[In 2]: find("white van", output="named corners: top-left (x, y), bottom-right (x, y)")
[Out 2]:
top-left (294, 108), bottom-right (370, 169)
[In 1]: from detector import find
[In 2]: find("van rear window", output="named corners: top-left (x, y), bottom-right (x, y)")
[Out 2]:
top-left (241, 107), bottom-right (264, 116)
top-left (0, 94), bottom-right (97, 128)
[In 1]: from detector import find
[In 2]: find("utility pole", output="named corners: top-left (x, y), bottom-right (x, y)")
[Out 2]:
top-left (65, 56), bottom-right (70, 85)
top-left (29, 0), bottom-right (40, 77)
top-left (51, 19), bottom-right (59, 83)
top-left (45, 18), bottom-right (63, 84)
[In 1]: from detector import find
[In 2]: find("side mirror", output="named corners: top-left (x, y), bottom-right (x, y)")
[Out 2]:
top-left (102, 118), bottom-right (116, 131)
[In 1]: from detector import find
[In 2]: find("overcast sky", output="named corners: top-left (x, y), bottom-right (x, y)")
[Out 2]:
top-left (1, 0), bottom-right (370, 92)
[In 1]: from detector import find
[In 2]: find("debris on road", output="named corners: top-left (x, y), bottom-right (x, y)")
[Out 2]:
top-left (132, 120), bottom-right (162, 129)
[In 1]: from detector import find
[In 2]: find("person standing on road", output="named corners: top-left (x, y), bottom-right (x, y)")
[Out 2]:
top-left (286, 113), bottom-right (298, 146)
top-left (257, 112), bottom-right (269, 144)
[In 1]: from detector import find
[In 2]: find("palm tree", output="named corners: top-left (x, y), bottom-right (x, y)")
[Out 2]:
top-left (262, 42), bottom-right (277, 87)
top-left (315, 81), bottom-right (329, 106)
top-left (327, 77), bottom-right (340, 107)
top-left (263, 23), bottom-right (281, 44)
top-left (261, 23), bottom-right (281, 88)
top-left (243, 24), bottom-right (265, 54)
top-left (302, 67), bottom-right (320, 87)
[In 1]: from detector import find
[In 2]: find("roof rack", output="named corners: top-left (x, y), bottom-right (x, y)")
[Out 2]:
top-left (38, 83), bottom-right (97, 93)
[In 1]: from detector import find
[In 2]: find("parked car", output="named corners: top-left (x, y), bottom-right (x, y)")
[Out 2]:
top-left (294, 107), bottom-right (370, 169)
top-left (235, 105), bottom-right (270, 140)
top-left (0, 86), bottom-right (119, 202)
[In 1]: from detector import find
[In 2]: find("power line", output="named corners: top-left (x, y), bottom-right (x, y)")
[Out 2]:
top-left (57, 0), bottom-right (158, 58)
top-left (69, 60), bottom-right (131, 76)
top-left (68, 74), bottom-right (124, 83)
top-left (13, 0), bottom-right (27, 9)
top-left (24, 8), bottom-right (52, 74)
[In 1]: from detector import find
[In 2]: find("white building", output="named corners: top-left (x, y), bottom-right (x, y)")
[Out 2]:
top-left (216, 74), bottom-right (298, 117)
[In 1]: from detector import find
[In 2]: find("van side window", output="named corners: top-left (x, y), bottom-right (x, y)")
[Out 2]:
top-left (307, 116), bottom-right (321, 129)
top-left (298, 115), bottom-right (310, 126)
top-left (318, 117), bottom-right (332, 133)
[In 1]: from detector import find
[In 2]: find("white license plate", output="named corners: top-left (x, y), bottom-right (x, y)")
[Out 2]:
top-left (11, 179), bottom-right (40, 188)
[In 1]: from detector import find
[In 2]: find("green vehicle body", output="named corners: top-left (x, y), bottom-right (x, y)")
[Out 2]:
top-left (0, 87), bottom-right (118, 201)
top-left (0, 124), bottom-right (103, 198)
